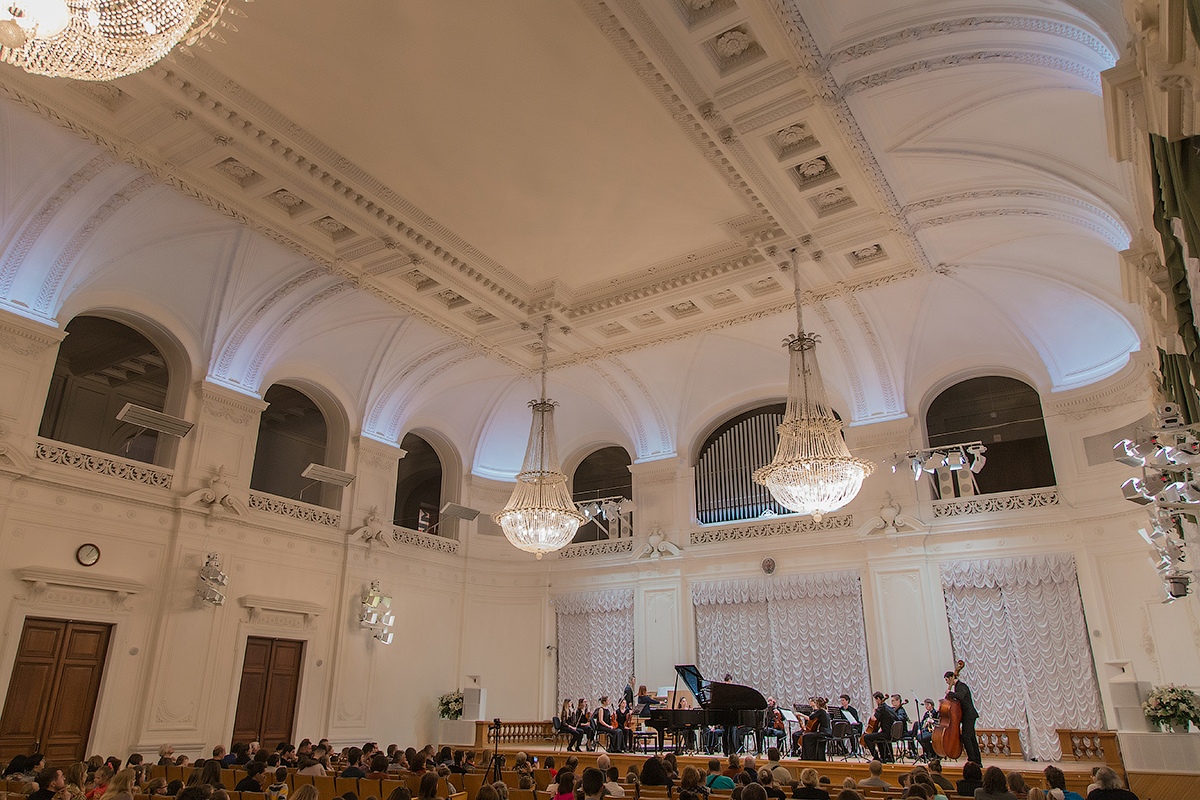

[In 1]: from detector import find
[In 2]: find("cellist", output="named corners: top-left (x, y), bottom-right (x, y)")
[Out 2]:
top-left (944, 670), bottom-right (981, 764)
top-left (800, 696), bottom-right (832, 761)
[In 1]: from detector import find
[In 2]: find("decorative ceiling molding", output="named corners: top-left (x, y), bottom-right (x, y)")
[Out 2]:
top-left (903, 189), bottom-right (1131, 247)
top-left (365, 341), bottom-right (466, 436)
top-left (840, 51), bottom-right (1102, 97)
top-left (212, 267), bottom-right (326, 379)
top-left (828, 15), bottom-right (1116, 66)
top-left (244, 281), bottom-right (352, 386)
top-left (0, 153), bottom-right (114, 298)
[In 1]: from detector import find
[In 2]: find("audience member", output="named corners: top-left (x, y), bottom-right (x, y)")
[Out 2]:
top-left (385, 788), bottom-right (412, 800)
top-left (956, 762), bottom-right (984, 798)
top-left (290, 786), bottom-right (318, 800)
top-left (723, 756), bottom-right (742, 779)
top-left (792, 768), bottom-right (829, 800)
top-left (265, 767), bottom-right (289, 800)
top-left (1043, 766), bottom-right (1084, 800)
top-left (766, 749), bottom-right (791, 788)
top-left (757, 768), bottom-right (785, 800)
top-left (63, 762), bottom-right (89, 800)
top-left (157, 747), bottom-right (175, 767)
top-left (835, 792), bottom-right (863, 800)
top-left (235, 763), bottom-right (265, 793)
top-left (742, 784), bottom-right (767, 800)
top-left (417, 772), bottom-right (442, 800)
top-left (30, 767), bottom-right (64, 800)
top-left (197, 761), bottom-right (224, 789)
top-left (580, 767), bottom-right (605, 800)
top-left (679, 766), bottom-right (708, 800)
top-left (341, 748), bottom-right (366, 779)
top-left (604, 767), bottom-right (625, 798)
top-left (473, 786), bottom-right (498, 800)
top-left (87, 765), bottom-right (114, 799)
top-left (858, 762), bottom-right (890, 790)
top-left (99, 769), bottom-right (136, 800)
top-left (143, 778), bottom-right (169, 796)
top-left (706, 759), bottom-right (734, 791)
top-left (927, 761), bottom-right (954, 793)
top-left (1085, 768), bottom-right (1137, 800)
top-left (975, 766), bottom-right (1017, 800)
top-left (640, 757), bottom-right (672, 787)
top-left (1006, 772), bottom-right (1029, 799)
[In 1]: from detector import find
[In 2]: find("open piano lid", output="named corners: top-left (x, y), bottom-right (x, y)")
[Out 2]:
top-left (673, 664), bottom-right (767, 710)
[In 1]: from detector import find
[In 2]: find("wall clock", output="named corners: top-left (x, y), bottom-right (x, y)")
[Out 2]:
top-left (75, 543), bottom-right (100, 567)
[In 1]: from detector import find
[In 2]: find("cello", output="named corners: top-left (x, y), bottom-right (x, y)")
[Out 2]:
top-left (932, 660), bottom-right (965, 759)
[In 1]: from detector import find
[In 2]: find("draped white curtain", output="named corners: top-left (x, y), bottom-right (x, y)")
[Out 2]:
top-left (692, 571), bottom-right (871, 707)
top-left (555, 588), bottom-right (635, 706)
top-left (940, 554), bottom-right (1103, 760)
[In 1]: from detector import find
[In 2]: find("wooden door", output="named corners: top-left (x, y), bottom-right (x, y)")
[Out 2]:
top-left (0, 618), bottom-right (111, 763)
top-left (232, 637), bottom-right (302, 746)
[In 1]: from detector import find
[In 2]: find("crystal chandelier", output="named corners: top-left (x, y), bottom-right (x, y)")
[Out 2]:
top-left (495, 321), bottom-right (584, 559)
top-left (0, 0), bottom-right (246, 82)
top-left (753, 258), bottom-right (874, 521)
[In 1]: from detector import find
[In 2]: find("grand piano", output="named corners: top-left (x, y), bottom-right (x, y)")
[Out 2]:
top-left (644, 665), bottom-right (767, 754)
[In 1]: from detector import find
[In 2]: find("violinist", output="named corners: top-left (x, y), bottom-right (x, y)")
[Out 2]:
top-left (862, 692), bottom-right (896, 763)
top-left (759, 697), bottom-right (786, 753)
top-left (616, 698), bottom-right (634, 754)
top-left (915, 699), bottom-right (938, 760)
top-left (944, 670), bottom-right (981, 764)
top-left (572, 698), bottom-right (596, 751)
top-left (800, 696), bottom-right (832, 761)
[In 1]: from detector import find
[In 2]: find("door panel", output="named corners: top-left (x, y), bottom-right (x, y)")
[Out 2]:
top-left (232, 637), bottom-right (302, 746)
top-left (0, 619), bottom-right (110, 764)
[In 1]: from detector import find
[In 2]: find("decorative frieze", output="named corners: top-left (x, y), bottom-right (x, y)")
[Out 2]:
top-left (931, 488), bottom-right (1060, 518)
top-left (247, 491), bottom-right (341, 527)
top-left (558, 538), bottom-right (635, 559)
top-left (690, 514), bottom-right (854, 545)
top-left (392, 525), bottom-right (459, 555)
top-left (34, 439), bottom-right (173, 489)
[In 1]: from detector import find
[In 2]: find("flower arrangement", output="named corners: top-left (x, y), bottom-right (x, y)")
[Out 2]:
top-left (1143, 684), bottom-right (1200, 730)
top-left (438, 689), bottom-right (464, 720)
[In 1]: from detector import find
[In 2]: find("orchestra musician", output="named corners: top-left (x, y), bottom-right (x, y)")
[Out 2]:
top-left (799, 697), bottom-right (832, 761)
top-left (593, 695), bottom-right (625, 753)
top-left (573, 697), bottom-right (596, 751)
top-left (915, 698), bottom-right (938, 761)
top-left (835, 694), bottom-right (863, 756)
top-left (862, 692), bottom-right (896, 763)
top-left (759, 697), bottom-right (786, 753)
top-left (945, 669), bottom-right (981, 764)
top-left (635, 685), bottom-right (661, 715)
top-left (616, 697), bottom-right (634, 753)
top-left (889, 695), bottom-right (913, 759)
top-left (559, 699), bottom-right (585, 752)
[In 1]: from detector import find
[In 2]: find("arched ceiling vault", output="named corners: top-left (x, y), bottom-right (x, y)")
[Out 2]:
top-left (0, 0), bottom-right (1143, 475)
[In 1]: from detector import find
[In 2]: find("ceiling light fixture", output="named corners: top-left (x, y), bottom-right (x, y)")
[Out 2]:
top-left (495, 320), bottom-right (584, 559)
top-left (753, 255), bottom-right (874, 521)
top-left (0, 0), bottom-right (247, 82)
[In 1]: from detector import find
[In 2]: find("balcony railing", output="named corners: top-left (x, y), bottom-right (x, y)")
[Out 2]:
top-left (247, 490), bottom-right (341, 527)
top-left (34, 438), bottom-right (173, 489)
top-left (931, 486), bottom-right (1060, 518)
top-left (392, 525), bottom-right (459, 555)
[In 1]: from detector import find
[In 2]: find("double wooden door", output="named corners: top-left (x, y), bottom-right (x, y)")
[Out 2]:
top-left (0, 618), bottom-right (112, 763)
top-left (231, 637), bottom-right (303, 746)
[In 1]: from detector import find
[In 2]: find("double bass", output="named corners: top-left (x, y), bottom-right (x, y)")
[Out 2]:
top-left (932, 660), bottom-right (965, 759)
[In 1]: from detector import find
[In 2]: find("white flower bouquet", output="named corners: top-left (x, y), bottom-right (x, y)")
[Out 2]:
top-left (438, 689), bottom-right (465, 720)
top-left (1143, 683), bottom-right (1200, 730)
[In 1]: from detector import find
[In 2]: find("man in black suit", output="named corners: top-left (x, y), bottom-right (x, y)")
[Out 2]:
top-left (945, 670), bottom-right (981, 764)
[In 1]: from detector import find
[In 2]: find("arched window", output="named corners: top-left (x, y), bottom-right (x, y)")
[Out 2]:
top-left (926, 376), bottom-right (1055, 497)
top-left (571, 446), bottom-right (633, 542)
top-left (39, 315), bottom-right (171, 465)
top-left (695, 403), bottom-right (792, 524)
top-left (251, 384), bottom-right (337, 508)
top-left (394, 432), bottom-right (443, 534)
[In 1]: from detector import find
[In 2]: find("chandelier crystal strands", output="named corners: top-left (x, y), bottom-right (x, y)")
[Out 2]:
top-left (495, 321), bottom-right (585, 559)
top-left (0, 0), bottom-right (247, 82)
top-left (752, 258), bottom-right (874, 521)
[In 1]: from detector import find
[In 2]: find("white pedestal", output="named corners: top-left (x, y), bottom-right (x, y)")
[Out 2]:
top-left (438, 719), bottom-right (478, 746)
top-left (1118, 730), bottom-right (1200, 773)
top-left (464, 687), bottom-right (487, 721)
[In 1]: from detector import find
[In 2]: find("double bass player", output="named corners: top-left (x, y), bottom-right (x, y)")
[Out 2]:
top-left (944, 669), bottom-right (981, 764)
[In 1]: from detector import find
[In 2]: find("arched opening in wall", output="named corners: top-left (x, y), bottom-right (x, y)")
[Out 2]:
top-left (394, 432), bottom-right (443, 534)
top-left (926, 376), bottom-right (1056, 497)
top-left (251, 384), bottom-right (339, 508)
top-left (39, 315), bottom-right (173, 465)
top-left (695, 403), bottom-right (803, 524)
top-left (571, 446), bottom-right (633, 542)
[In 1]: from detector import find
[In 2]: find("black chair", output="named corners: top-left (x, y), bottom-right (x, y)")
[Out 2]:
top-left (827, 720), bottom-right (853, 761)
top-left (890, 720), bottom-right (917, 763)
top-left (551, 716), bottom-right (573, 751)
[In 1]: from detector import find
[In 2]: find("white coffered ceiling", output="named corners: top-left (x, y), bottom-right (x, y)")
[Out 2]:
top-left (0, 0), bottom-right (1145, 471)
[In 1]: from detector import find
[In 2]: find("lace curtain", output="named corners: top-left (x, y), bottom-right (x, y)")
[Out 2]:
top-left (940, 553), bottom-right (1104, 760)
top-left (555, 588), bottom-right (635, 706)
top-left (692, 571), bottom-right (871, 707)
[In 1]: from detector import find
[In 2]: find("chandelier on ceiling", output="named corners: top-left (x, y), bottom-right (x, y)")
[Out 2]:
top-left (495, 320), bottom-right (584, 560)
top-left (0, 0), bottom-right (246, 82)
top-left (753, 255), bottom-right (874, 521)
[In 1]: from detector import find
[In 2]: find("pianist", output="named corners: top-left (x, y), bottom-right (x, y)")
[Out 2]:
top-left (635, 685), bottom-right (662, 714)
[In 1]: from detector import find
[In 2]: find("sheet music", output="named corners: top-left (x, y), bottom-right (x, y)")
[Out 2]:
top-left (780, 709), bottom-right (799, 723)
top-left (841, 709), bottom-right (859, 725)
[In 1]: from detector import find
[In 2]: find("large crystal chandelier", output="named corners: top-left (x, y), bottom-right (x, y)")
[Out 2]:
top-left (753, 259), bottom-right (874, 521)
top-left (495, 321), bottom-right (584, 559)
top-left (0, 0), bottom-right (245, 82)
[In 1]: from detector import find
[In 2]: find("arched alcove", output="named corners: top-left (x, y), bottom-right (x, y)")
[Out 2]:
top-left (251, 384), bottom-right (340, 508)
top-left (394, 432), bottom-right (443, 533)
top-left (694, 402), bottom-right (791, 524)
top-left (926, 376), bottom-right (1056, 497)
top-left (571, 445), bottom-right (633, 542)
top-left (39, 315), bottom-right (176, 466)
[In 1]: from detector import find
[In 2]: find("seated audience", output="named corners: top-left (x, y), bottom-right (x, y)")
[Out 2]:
top-left (706, 759), bottom-right (735, 791)
top-left (792, 769), bottom-right (829, 800)
top-left (473, 787), bottom-right (498, 800)
top-left (679, 766), bottom-right (709, 800)
top-left (640, 757), bottom-right (672, 787)
top-left (757, 769), bottom-right (785, 800)
top-left (30, 767), bottom-right (64, 800)
top-left (235, 763), bottom-right (266, 793)
top-left (100, 769), bottom-right (136, 800)
top-left (1006, 772), bottom-right (1029, 799)
top-left (290, 786), bottom-right (318, 800)
top-left (157, 747), bottom-right (175, 767)
top-left (927, 761), bottom-right (953, 793)
top-left (857, 762), bottom-right (890, 790)
top-left (144, 778), bottom-right (169, 796)
top-left (1043, 766), bottom-right (1084, 800)
top-left (341, 748), bottom-right (366, 779)
top-left (63, 762), bottom-right (89, 800)
top-left (975, 766), bottom-right (1017, 800)
top-left (417, 773), bottom-right (442, 800)
top-left (1085, 768), bottom-right (1137, 800)
top-left (604, 767), bottom-right (625, 797)
top-left (552, 771), bottom-right (575, 800)
top-left (386, 788), bottom-right (413, 800)
top-left (198, 761), bottom-right (224, 789)
top-left (266, 767), bottom-right (289, 800)
top-left (956, 762), bottom-right (984, 798)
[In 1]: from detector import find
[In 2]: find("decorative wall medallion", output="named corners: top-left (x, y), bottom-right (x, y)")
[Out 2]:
top-left (666, 300), bottom-right (701, 318)
top-left (715, 29), bottom-right (752, 58)
top-left (631, 312), bottom-right (663, 327)
top-left (745, 277), bottom-right (781, 296)
top-left (791, 156), bottom-right (836, 188)
top-left (598, 322), bottom-right (629, 337)
top-left (312, 216), bottom-right (354, 241)
top-left (761, 557), bottom-right (776, 574)
top-left (847, 244), bottom-right (886, 267)
top-left (434, 289), bottom-right (470, 308)
top-left (212, 157), bottom-right (260, 187)
top-left (464, 307), bottom-right (497, 323)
